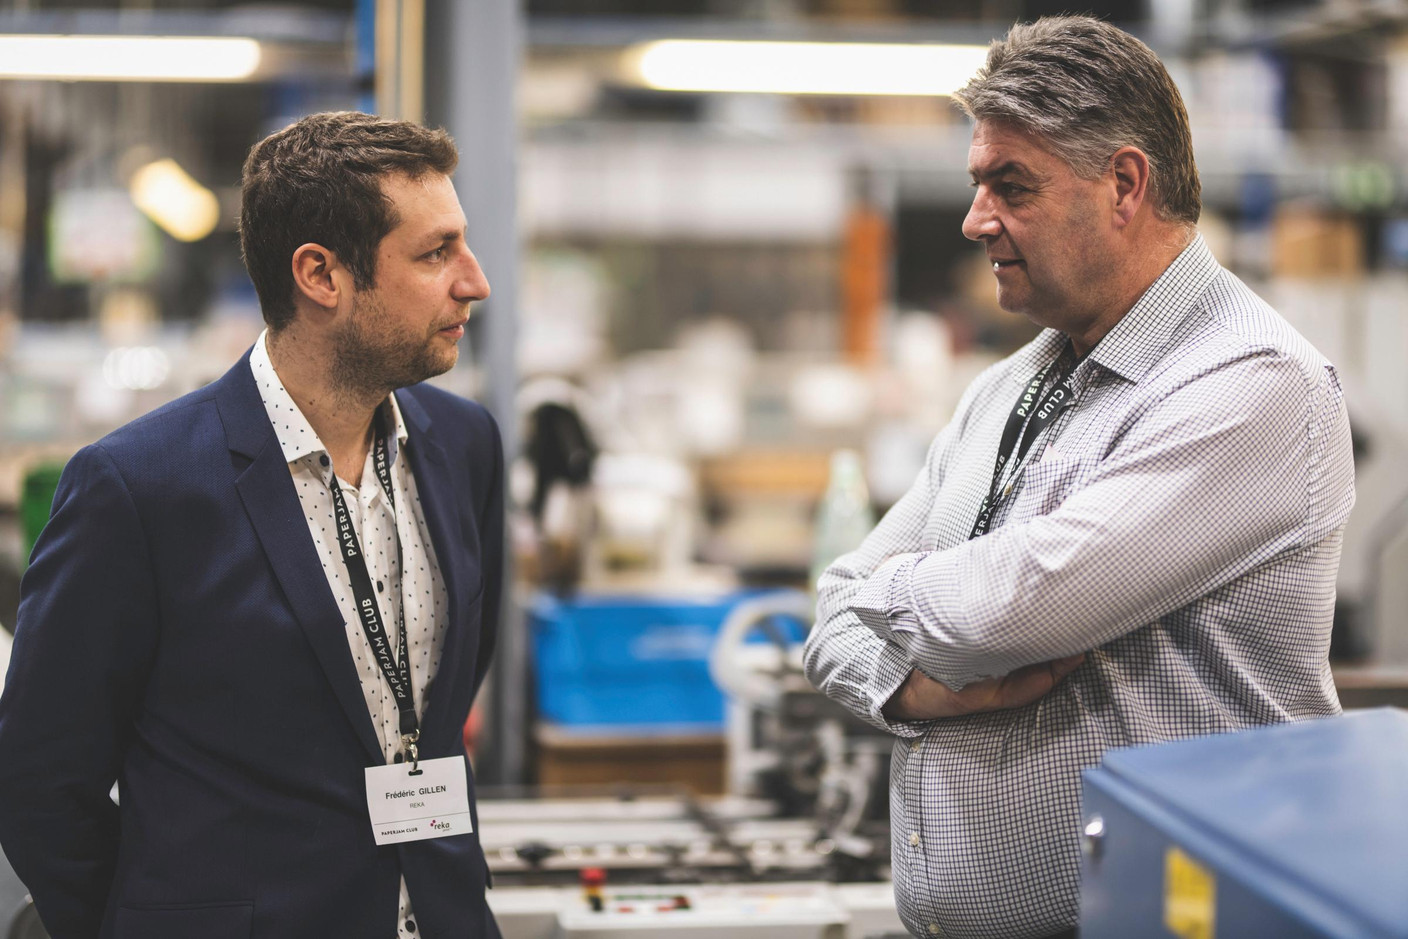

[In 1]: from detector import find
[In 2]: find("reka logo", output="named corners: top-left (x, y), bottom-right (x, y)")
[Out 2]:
top-left (429, 818), bottom-right (451, 831)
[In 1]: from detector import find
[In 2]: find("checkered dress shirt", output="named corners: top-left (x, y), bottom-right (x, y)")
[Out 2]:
top-left (803, 236), bottom-right (1355, 939)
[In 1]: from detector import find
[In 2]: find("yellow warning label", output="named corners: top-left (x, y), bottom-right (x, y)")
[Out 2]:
top-left (1164, 846), bottom-right (1216, 939)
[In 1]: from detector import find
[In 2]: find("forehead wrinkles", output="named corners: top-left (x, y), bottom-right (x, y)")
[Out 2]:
top-left (970, 120), bottom-right (1066, 174)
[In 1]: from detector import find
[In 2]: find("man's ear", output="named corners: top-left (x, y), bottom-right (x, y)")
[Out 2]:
top-left (1109, 147), bottom-right (1151, 228)
top-left (290, 243), bottom-right (344, 311)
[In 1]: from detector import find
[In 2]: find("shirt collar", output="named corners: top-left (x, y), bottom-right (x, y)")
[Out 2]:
top-left (1085, 234), bottom-right (1220, 383)
top-left (249, 329), bottom-right (410, 469)
top-left (1007, 233), bottom-right (1220, 387)
top-left (1006, 330), bottom-right (1071, 387)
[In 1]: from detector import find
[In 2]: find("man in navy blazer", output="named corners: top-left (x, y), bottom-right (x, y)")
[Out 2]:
top-left (0, 113), bottom-right (504, 938)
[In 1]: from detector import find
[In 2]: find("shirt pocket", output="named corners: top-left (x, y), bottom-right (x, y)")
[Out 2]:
top-left (1012, 451), bottom-right (1091, 517)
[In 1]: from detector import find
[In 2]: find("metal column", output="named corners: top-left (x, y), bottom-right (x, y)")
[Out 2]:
top-left (423, 0), bottom-right (525, 785)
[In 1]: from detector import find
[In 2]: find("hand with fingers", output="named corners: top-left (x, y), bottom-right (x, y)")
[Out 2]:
top-left (882, 654), bottom-right (1086, 721)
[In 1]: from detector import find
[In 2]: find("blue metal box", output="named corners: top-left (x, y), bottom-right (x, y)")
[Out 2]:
top-left (1080, 708), bottom-right (1408, 939)
top-left (528, 590), bottom-right (803, 731)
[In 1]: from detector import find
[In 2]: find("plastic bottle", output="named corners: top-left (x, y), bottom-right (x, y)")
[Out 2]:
top-left (810, 449), bottom-right (877, 593)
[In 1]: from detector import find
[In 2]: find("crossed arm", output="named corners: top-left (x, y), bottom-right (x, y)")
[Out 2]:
top-left (880, 654), bottom-right (1086, 720)
top-left (804, 352), bottom-right (1336, 733)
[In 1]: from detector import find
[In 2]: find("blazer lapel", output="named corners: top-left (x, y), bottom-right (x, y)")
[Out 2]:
top-left (215, 354), bottom-right (385, 766)
top-left (395, 389), bottom-right (469, 750)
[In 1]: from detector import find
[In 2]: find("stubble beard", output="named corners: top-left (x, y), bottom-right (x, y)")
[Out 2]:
top-left (330, 290), bottom-right (458, 406)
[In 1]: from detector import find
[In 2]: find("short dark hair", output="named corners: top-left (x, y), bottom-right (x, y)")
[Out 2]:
top-left (238, 111), bottom-right (459, 330)
top-left (953, 16), bottom-right (1201, 225)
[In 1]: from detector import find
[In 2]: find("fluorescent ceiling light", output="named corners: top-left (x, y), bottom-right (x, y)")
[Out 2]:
top-left (129, 159), bottom-right (221, 242)
top-left (628, 39), bottom-right (988, 97)
top-left (0, 35), bottom-right (261, 82)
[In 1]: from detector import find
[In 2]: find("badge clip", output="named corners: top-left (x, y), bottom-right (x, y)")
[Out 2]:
top-left (400, 730), bottom-right (421, 775)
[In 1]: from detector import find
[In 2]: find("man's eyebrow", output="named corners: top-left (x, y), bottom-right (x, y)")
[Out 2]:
top-left (420, 228), bottom-right (466, 249)
top-left (968, 161), bottom-right (1036, 183)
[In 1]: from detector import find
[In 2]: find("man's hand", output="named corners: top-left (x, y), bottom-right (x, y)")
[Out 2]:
top-left (881, 655), bottom-right (1086, 721)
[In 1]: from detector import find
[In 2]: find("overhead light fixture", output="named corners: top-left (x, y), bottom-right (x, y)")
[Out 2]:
top-left (129, 159), bottom-right (221, 242)
top-left (627, 39), bottom-right (989, 97)
top-left (0, 35), bottom-right (261, 82)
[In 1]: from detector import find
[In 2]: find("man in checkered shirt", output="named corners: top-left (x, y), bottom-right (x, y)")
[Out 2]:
top-left (803, 16), bottom-right (1355, 939)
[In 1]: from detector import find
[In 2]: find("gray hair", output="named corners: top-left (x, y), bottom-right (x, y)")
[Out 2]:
top-left (953, 16), bottom-right (1200, 225)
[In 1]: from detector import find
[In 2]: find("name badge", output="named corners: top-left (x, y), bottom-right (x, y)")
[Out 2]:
top-left (365, 757), bottom-right (473, 846)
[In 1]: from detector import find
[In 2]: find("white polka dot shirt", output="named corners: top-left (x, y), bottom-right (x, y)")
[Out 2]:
top-left (803, 237), bottom-right (1356, 939)
top-left (251, 332), bottom-right (449, 939)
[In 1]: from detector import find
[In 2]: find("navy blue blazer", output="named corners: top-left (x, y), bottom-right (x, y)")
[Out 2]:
top-left (0, 352), bottom-right (505, 939)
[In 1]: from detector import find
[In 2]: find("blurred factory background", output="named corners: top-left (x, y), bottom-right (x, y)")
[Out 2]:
top-left (1, 0), bottom-right (1407, 936)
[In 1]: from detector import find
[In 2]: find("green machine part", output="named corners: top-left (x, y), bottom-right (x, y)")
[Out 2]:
top-left (19, 462), bottom-right (65, 567)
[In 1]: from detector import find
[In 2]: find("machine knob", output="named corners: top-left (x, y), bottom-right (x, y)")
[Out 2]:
top-left (515, 840), bottom-right (554, 868)
top-left (1081, 815), bottom-right (1105, 861)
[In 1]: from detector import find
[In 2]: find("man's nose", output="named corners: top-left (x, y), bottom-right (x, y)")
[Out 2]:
top-left (962, 190), bottom-right (1001, 242)
top-left (454, 249), bottom-right (491, 303)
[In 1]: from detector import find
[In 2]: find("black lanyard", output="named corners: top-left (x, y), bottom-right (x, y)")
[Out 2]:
top-left (324, 415), bottom-right (420, 766)
top-left (969, 350), bottom-right (1080, 540)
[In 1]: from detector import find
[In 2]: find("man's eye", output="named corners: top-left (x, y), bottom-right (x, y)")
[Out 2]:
top-left (425, 247), bottom-right (445, 261)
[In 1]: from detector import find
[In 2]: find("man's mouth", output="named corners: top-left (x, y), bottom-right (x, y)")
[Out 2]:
top-left (990, 258), bottom-right (1024, 271)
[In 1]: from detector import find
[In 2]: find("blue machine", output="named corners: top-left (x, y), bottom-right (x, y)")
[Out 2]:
top-left (1080, 708), bottom-right (1408, 939)
top-left (529, 589), bottom-right (805, 730)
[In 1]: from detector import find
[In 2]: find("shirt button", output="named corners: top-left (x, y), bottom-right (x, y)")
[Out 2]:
top-left (909, 739), bottom-right (922, 753)
top-left (909, 832), bottom-right (920, 847)
top-left (319, 455), bottom-right (330, 467)
top-left (377, 580), bottom-right (385, 593)
top-left (405, 919), bottom-right (416, 933)
top-left (928, 924), bottom-right (941, 936)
